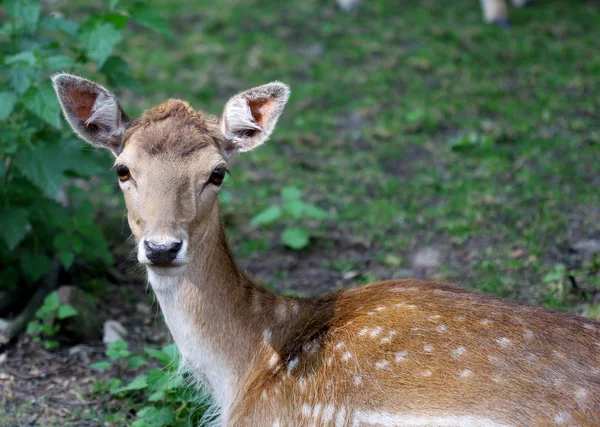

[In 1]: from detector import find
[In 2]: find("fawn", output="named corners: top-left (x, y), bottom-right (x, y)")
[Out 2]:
top-left (53, 74), bottom-right (599, 426)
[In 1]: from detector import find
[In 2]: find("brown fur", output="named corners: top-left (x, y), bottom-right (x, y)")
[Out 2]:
top-left (121, 99), bottom-right (223, 157)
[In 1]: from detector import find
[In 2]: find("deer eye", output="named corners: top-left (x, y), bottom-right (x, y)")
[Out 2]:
top-left (116, 165), bottom-right (131, 182)
top-left (209, 167), bottom-right (226, 186)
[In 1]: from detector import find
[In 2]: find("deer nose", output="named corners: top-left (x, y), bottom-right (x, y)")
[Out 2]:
top-left (144, 239), bottom-right (182, 266)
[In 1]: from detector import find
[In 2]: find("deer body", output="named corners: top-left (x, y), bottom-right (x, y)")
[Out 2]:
top-left (53, 74), bottom-right (600, 426)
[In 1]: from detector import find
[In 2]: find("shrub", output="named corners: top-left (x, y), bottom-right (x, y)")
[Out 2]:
top-left (0, 1), bottom-right (168, 316)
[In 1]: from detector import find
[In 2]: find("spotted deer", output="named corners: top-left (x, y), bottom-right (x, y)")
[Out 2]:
top-left (336, 0), bottom-right (529, 25)
top-left (53, 73), bottom-right (600, 426)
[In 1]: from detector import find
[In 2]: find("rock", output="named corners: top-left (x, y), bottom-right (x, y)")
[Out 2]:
top-left (57, 286), bottom-right (102, 342)
top-left (413, 247), bottom-right (442, 269)
top-left (103, 320), bottom-right (127, 345)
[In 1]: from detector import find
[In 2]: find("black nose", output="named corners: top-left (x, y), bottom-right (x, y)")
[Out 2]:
top-left (144, 240), bottom-right (182, 266)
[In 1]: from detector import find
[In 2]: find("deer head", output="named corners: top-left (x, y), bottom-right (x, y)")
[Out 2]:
top-left (53, 74), bottom-right (289, 279)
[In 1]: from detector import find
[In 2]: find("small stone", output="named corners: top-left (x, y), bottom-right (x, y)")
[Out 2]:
top-left (413, 247), bottom-right (441, 268)
top-left (103, 320), bottom-right (127, 345)
top-left (342, 271), bottom-right (360, 280)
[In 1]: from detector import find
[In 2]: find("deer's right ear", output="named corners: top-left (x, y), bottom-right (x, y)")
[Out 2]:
top-left (52, 74), bottom-right (128, 156)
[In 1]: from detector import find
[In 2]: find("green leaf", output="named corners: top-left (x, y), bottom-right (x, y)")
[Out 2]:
top-left (302, 204), bottom-right (330, 220)
top-left (0, 91), bottom-right (18, 120)
top-left (109, 0), bottom-right (120, 11)
top-left (39, 15), bottom-right (79, 37)
top-left (43, 291), bottom-right (61, 311)
top-left (100, 56), bottom-right (140, 92)
top-left (250, 205), bottom-right (282, 226)
top-left (58, 249), bottom-right (74, 269)
top-left (14, 140), bottom-right (67, 197)
top-left (9, 66), bottom-right (32, 94)
top-left (4, 0), bottom-right (40, 33)
top-left (43, 339), bottom-right (60, 349)
top-left (21, 82), bottom-right (62, 128)
top-left (56, 304), bottom-right (78, 319)
top-left (42, 55), bottom-right (75, 71)
top-left (127, 355), bottom-right (147, 369)
top-left (281, 186), bottom-right (302, 201)
top-left (146, 369), bottom-right (169, 390)
top-left (0, 208), bottom-right (30, 250)
top-left (281, 227), bottom-right (310, 250)
top-left (283, 200), bottom-right (304, 220)
top-left (106, 339), bottom-right (130, 360)
top-left (130, 2), bottom-right (171, 36)
top-left (113, 375), bottom-right (148, 393)
top-left (133, 407), bottom-right (175, 427)
top-left (79, 19), bottom-right (122, 67)
top-left (90, 361), bottom-right (111, 370)
top-left (20, 253), bottom-right (52, 281)
top-left (5, 51), bottom-right (37, 66)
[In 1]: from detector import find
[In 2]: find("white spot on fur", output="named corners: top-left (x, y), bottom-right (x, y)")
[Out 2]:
top-left (375, 306), bottom-right (385, 311)
top-left (395, 302), bottom-right (416, 309)
top-left (287, 357), bottom-right (299, 374)
top-left (353, 411), bottom-right (511, 426)
top-left (358, 327), bottom-right (369, 336)
top-left (428, 315), bottom-right (441, 321)
top-left (302, 403), bottom-right (311, 417)
top-left (341, 352), bottom-right (353, 361)
top-left (312, 403), bottom-right (322, 419)
top-left (369, 326), bottom-right (383, 338)
top-left (298, 377), bottom-right (307, 391)
top-left (380, 331), bottom-right (396, 344)
top-left (353, 375), bottom-right (362, 385)
top-left (262, 329), bottom-right (272, 342)
top-left (422, 370), bottom-right (432, 377)
top-left (523, 329), bottom-right (534, 340)
top-left (261, 390), bottom-right (267, 400)
top-left (272, 419), bottom-right (280, 427)
top-left (303, 339), bottom-right (319, 354)
top-left (575, 388), bottom-right (589, 401)
top-left (436, 324), bottom-right (448, 333)
top-left (480, 319), bottom-right (492, 326)
top-left (496, 337), bottom-right (511, 347)
top-left (554, 412), bottom-right (571, 424)
top-left (327, 357), bottom-right (333, 366)
top-left (375, 360), bottom-right (389, 370)
top-left (451, 346), bottom-right (467, 359)
top-left (268, 353), bottom-right (279, 368)
top-left (456, 315), bottom-right (465, 321)
top-left (335, 407), bottom-right (347, 427)
top-left (526, 353), bottom-right (538, 363)
top-left (334, 341), bottom-right (345, 350)
top-left (395, 351), bottom-right (408, 363)
top-left (423, 344), bottom-right (434, 353)
top-left (323, 404), bottom-right (335, 422)
top-left (460, 369), bottom-right (472, 378)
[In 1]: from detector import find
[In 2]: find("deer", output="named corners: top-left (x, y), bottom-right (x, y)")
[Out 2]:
top-left (52, 73), bottom-right (600, 426)
top-left (336, 0), bottom-right (529, 26)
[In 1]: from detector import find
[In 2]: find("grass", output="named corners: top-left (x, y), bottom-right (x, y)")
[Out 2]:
top-left (10, 0), bottom-right (599, 424)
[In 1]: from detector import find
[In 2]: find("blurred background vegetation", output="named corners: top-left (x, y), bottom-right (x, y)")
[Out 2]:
top-left (1, 0), bottom-right (599, 425)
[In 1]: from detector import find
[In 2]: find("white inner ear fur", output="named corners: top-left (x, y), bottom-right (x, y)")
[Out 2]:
top-left (220, 82), bottom-right (290, 154)
top-left (86, 92), bottom-right (126, 140)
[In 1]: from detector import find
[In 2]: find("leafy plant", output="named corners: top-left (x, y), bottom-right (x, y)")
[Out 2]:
top-left (92, 342), bottom-right (210, 427)
top-left (25, 290), bottom-right (78, 349)
top-left (250, 186), bottom-right (330, 249)
top-left (0, 0), bottom-right (168, 322)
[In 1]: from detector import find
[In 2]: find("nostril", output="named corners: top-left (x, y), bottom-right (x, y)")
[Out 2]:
top-left (168, 241), bottom-right (182, 254)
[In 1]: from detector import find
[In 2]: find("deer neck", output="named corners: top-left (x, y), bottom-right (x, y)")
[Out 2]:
top-left (146, 206), bottom-right (288, 416)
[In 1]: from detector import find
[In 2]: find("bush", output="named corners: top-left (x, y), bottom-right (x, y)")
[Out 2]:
top-left (0, 1), bottom-right (168, 315)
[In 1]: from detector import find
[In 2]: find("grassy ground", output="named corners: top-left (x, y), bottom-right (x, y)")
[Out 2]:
top-left (3, 0), bottom-right (600, 425)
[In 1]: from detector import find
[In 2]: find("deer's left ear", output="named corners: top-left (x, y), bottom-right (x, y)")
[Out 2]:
top-left (219, 82), bottom-right (290, 156)
top-left (52, 74), bottom-right (128, 156)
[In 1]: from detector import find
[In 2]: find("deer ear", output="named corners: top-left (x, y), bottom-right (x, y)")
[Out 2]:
top-left (52, 74), bottom-right (128, 156)
top-left (219, 82), bottom-right (290, 155)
